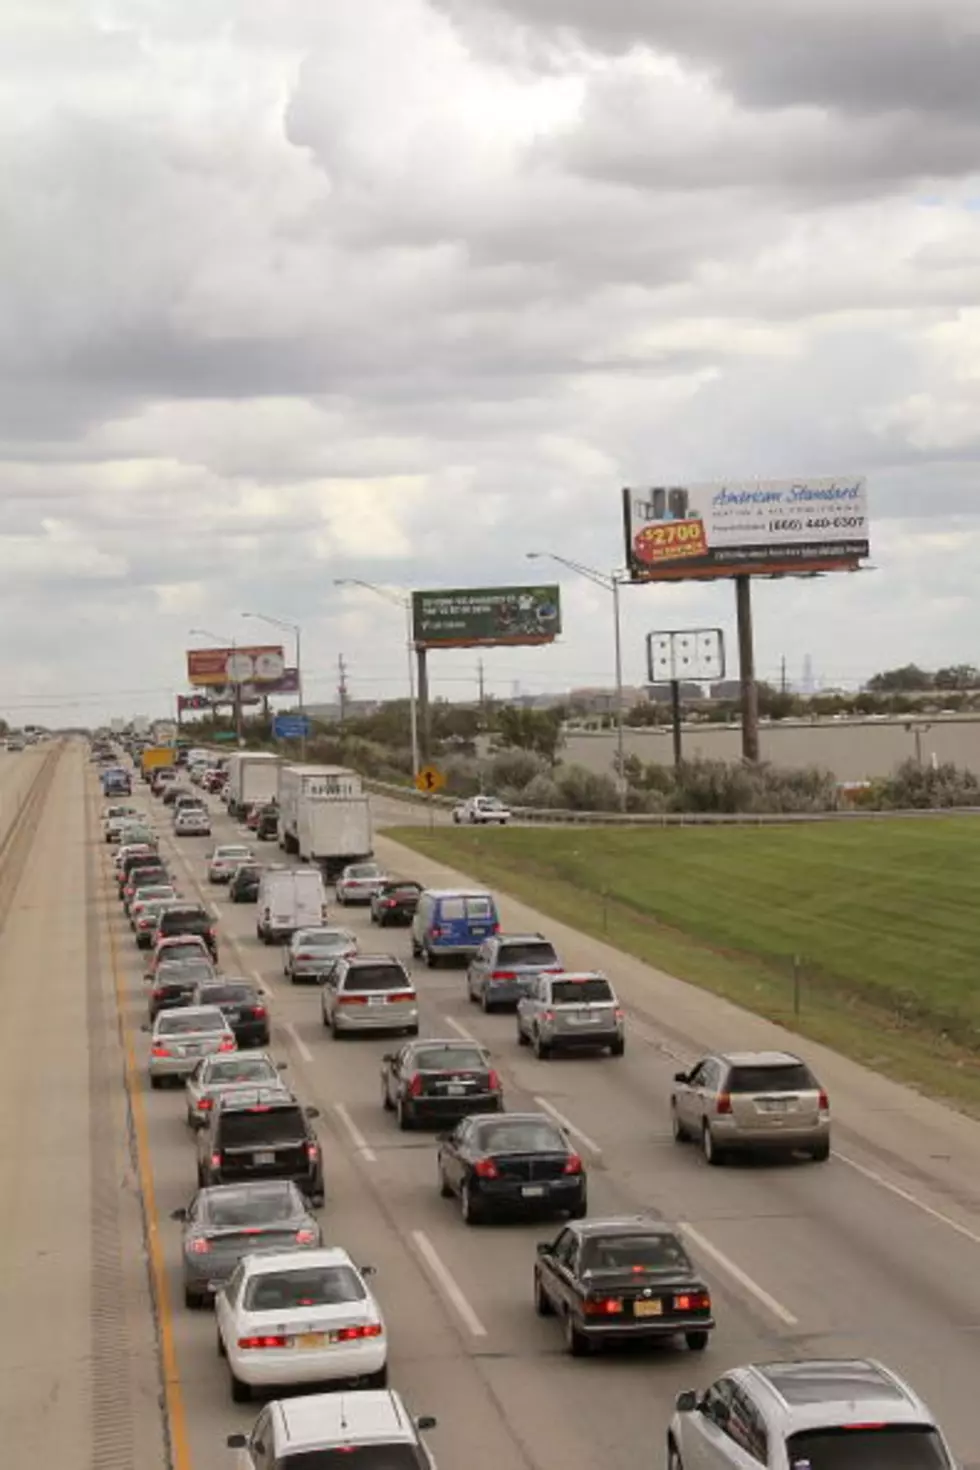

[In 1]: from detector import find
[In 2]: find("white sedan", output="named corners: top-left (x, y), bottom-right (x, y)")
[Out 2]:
top-left (215, 1248), bottom-right (386, 1403)
top-left (175, 807), bottom-right (212, 837)
top-left (452, 795), bottom-right (511, 825)
top-left (335, 863), bottom-right (388, 905)
top-left (208, 844), bottom-right (254, 882)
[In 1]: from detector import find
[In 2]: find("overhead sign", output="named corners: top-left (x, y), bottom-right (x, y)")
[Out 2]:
top-left (414, 765), bottom-right (445, 793)
top-left (186, 644), bottom-right (286, 688)
top-left (412, 585), bottom-right (561, 649)
top-left (622, 479), bottom-right (869, 582)
top-left (273, 714), bottom-right (311, 740)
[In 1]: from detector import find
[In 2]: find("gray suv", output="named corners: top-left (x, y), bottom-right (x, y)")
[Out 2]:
top-left (668, 1358), bottom-right (957, 1470)
top-left (517, 971), bottom-right (625, 1058)
top-left (467, 932), bottom-right (561, 1011)
top-left (670, 1050), bottom-right (830, 1165)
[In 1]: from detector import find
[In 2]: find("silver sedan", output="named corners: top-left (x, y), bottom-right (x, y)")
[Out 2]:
top-left (283, 927), bottom-right (357, 984)
top-left (171, 1181), bottom-right (321, 1309)
top-left (207, 845), bottom-right (254, 882)
top-left (334, 863), bottom-right (388, 905)
top-left (145, 1006), bottom-right (236, 1088)
top-left (185, 1051), bottom-right (288, 1129)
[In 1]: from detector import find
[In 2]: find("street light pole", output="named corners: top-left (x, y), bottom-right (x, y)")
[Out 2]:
top-left (334, 579), bottom-right (420, 778)
top-left (242, 611), bottom-right (305, 758)
top-left (526, 551), bottom-right (628, 811)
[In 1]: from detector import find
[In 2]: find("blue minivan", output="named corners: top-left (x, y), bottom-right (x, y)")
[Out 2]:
top-left (411, 889), bottom-right (500, 967)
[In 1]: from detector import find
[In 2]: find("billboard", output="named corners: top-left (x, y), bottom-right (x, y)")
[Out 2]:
top-left (186, 644), bottom-right (285, 687)
top-left (622, 478), bottom-right (869, 582)
top-left (412, 585), bottom-right (562, 649)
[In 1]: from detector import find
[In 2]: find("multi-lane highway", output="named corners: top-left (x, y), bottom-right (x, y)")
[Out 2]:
top-left (6, 740), bottom-right (980, 1468)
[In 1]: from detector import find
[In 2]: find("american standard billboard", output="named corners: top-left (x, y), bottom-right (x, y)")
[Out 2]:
top-left (622, 478), bottom-right (869, 582)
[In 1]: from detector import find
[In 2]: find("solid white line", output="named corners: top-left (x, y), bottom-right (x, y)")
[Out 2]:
top-left (679, 1222), bottom-right (798, 1326)
top-left (834, 1148), bottom-right (980, 1248)
top-left (442, 1015), bottom-right (480, 1045)
top-left (532, 1096), bottom-right (602, 1156)
top-left (411, 1230), bottom-right (488, 1337)
top-left (333, 1102), bottom-right (377, 1164)
top-left (284, 1022), bottom-right (313, 1064)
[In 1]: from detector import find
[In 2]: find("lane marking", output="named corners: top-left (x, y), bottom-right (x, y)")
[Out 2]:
top-left (411, 1229), bottom-right (488, 1338)
top-left (679, 1222), bottom-right (798, 1326)
top-left (251, 968), bottom-right (271, 998)
top-left (442, 1014), bottom-right (480, 1045)
top-left (833, 1148), bottom-right (980, 1249)
top-left (532, 1096), bottom-right (603, 1156)
top-left (284, 1021), bottom-right (313, 1064)
top-left (333, 1102), bottom-right (378, 1163)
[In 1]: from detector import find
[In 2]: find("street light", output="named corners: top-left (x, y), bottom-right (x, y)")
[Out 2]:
top-left (188, 627), bottom-right (243, 744)
top-left (334, 579), bottom-right (419, 777)
top-left (241, 611), bottom-right (306, 758)
top-left (526, 551), bottom-right (628, 811)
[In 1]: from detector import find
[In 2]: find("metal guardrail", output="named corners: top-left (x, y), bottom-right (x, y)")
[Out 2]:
top-left (363, 777), bottom-right (980, 826)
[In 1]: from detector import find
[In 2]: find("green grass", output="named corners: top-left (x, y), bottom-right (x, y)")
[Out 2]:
top-left (384, 821), bottom-right (980, 1111)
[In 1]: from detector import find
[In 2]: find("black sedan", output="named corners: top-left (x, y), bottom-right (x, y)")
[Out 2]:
top-left (228, 864), bottom-right (261, 904)
top-left (437, 1112), bottom-right (587, 1225)
top-left (191, 978), bottom-right (269, 1048)
top-left (170, 1181), bottom-right (321, 1309)
top-left (369, 879), bottom-right (423, 927)
top-left (381, 1039), bottom-right (503, 1130)
top-left (147, 959), bottom-right (216, 1021)
top-left (534, 1217), bottom-right (714, 1356)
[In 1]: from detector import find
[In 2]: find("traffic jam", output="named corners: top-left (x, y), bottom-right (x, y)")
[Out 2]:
top-left (99, 740), bottom-right (960, 1469)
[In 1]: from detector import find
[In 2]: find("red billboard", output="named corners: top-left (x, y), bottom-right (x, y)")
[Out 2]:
top-left (186, 645), bottom-right (285, 688)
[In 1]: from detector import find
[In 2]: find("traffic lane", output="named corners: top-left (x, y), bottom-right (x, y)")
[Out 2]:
top-left (0, 742), bottom-right (49, 844)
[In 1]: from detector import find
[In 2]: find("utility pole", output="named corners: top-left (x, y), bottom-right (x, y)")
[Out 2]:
top-left (477, 657), bottom-right (485, 713)
top-left (780, 655), bottom-right (787, 695)
top-left (337, 654), bottom-right (348, 729)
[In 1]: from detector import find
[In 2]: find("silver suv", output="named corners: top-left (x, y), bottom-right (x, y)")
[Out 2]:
top-left (667, 1358), bottom-right (957, 1470)
top-left (227, 1389), bottom-right (437, 1467)
top-left (467, 932), bottom-right (562, 1011)
top-left (670, 1050), bottom-right (830, 1165)
top-left (517, 971), bottom-right (624, 1058)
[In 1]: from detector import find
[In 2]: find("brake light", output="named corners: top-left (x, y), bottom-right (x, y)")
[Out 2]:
top-left (673, 1291), bottom-right (711, 1311)
top-left (584, 1297), bottom-right (623, 1316)
top-left (218, 1037), bottom-right (236, 1052)
top-left (429, 926), bottom-right (444, 939)
top-left (151, 1045), bottom-right (171, 1057)
top-left (540, 1010), bottom-right (555, 1023)
top-left (385, 899), bottom-right (397, 908)
top-left (238, 1335), bottom-right (288, 1350)
top-left (614, 1008), bottom-right (625, 1021)
top-left (408, 1074), bottom-right (424, 1097)
top-left (251, 1006), bottom-right (267, 1019)
top-left (487, 1069), bottom-right (501, 1092)
top-left (492, 922), bottom-right (500, 933)
top-left (306, 1142), bottom-right (319, 1161)
top-left (187, 1237), bottom-right (210, 1255)
top-left (388, 991), bottom-right (415, 1003)
top-left (818, 1089), bottom-right (830, 1111)
top-left (249, 1105), bottom-right (272, 1113)
top-left (473, 1157), bottom-right (498, 1179)
top-left (563, 1153), bottom-right (583, 1175)
top-left (335, 1323), bottom-right (383, 1341)
top-left (210, 1153), bottom-right (221, 1168)
top-left (716, 1093), bottom-right (733, 1115)
top-left (491, 971), bottom-right (516, 982)
top-left (296, 1229), bottom-right (317, 1245)
top-left (338, 995), bottom-right (367, 1005)
top-left (152, 988), bottom-right (165, 1000)
top-left (198, 1097), bottom-right (213, 1110)
top-left (296, 954), bottom-right (312, 963)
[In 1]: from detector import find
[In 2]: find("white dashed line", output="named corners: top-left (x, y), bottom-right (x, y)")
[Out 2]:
top-left (284, 1022), bottom-right (313, 1063)
top-left (679, 1222), bottom-right (798, 1326)
top-left (532, 1096), bottom-right (602, 1157)
top-left (333, 1102), bottom-right (377, 1164)
top-left (833, 1149), bottom-right (980, 1249)
top-left (411, 1230), bottom-right (487, 1337)
top-left (441, 1015), bottom-right (480, 1045)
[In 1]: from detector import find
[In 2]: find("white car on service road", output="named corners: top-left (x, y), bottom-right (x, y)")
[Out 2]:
top-left (215, 1248), bottom-right (387, 1403)
top-left (334, 863), bottom-right (388, 905)
top-left (452, 795), bottom-right (511, 825)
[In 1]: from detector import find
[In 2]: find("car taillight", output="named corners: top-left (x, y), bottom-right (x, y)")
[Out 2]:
top-left (716, 1092), bottom-right (733, 1115)
top-left (296, 954), bottom-right (313, 963)
top-left (429, 926), bottom-right (445, 939)
top-left (818, 1089), bottom-right (830, 1111)
top-left (306, 1142), bottom-right (319, 1162)
top-left (335, 1323), bottom-right (383, 1341)
top-left (338, 995), bottom-right (367, 1005)
top-left (487, 1070), bottom-right (501, 1092)
top-left (540, 1010), bottom-right (555, 1023)
top-left (251, 1006), bottom-right (267, 1019)
top-left (218, 1037), bottom-right (235, 1052)
top-left (491, 971), bottom-right (516, 982)
top-left (198, 1097), bottom-right (213, 1110)
top-left (187, 1237), bottom-right (210, 1255)
top-left (296, 1229), bottom-right (317, 1245)
top-left (614, 1007), bottom-right (625, 1020)
top-left (563, 1153), bottom-right (583, 1175)
top-left (492, 922), bottom-right (500, 933)
top-left (408, 1074), bottom-right (423, 1097)
top-left (473, 1157), bottom-right (498, 1179)
top-left (673, 1291), bottom-right (711, 1312)
top-left (238, 1335), bottom-right (288, 1350)
top-left (388, 991), bottom-right (415, 1003)
top-left (152, 988), bottom-right (165, 999)
top-left (584, 1297), bottom-right (623, 1315)
top-left (211, 1152), bottom-right (221, 1168)
top-left (151, 1045), bottom-right (171, 1057)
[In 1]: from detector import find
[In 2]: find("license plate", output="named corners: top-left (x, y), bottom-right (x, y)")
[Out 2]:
top-left (296, 1332), bottom-right (326, 1349)
top-left (446, 1085), bottom-right (466, 1096)
top-left (634, 1299), bottom-right (663, 1317)
top-left (759, 1098), bottom-right (792, 1112)
top-left (368, 997), bottom-right (386, 1006)
top-left (521, 1185), bottom-right (545, 1198)
top-left (568, 1013), bottom-right (598, 1025)
top-left (471, 927), bottom-right (489, 936)
top-left (253, 1151), bottom-right (275, 1165)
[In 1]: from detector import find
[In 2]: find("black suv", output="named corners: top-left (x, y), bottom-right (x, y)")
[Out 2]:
top-left (153, 904), bottom-right (218, 960)
top-left (255, 806), bottom-right (279, 841)
top-left (229, 864), bottom-right (261, 903)
top-left (196, 1089), bottom-right (324, 1205)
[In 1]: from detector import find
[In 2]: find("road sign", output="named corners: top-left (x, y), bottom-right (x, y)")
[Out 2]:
top-left (212, 731), bottom-right (238, 741)
top-left (273, 714), bottom-right (311, 740)
top-left (415, 765), bottom-right (445, 793)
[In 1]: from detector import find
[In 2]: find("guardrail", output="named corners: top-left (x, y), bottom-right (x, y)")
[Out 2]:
top-left (363, 777), bottom-right (980, 826)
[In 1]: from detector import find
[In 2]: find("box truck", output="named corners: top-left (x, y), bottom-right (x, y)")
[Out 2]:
top-left (226, 751), bottom-right (282, 820)
top-left (277, 764), bottom-right (373, 877)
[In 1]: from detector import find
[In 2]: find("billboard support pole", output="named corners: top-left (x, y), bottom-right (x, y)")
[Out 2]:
top-left (735, 575), bottom-right (760, 762)
top-left (671, 680), bottom-right (683, 766)
top-left (416, 647), bottom-right (431, 764)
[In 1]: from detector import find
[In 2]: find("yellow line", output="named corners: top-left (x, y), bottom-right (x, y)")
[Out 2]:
top-left (93, 783), bottom-right (193, 1470)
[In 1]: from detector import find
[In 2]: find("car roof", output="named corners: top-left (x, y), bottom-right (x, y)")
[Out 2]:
top-left (242, 1245), bottom-right (354, 1276)
top-left (470, 1111), bottom-right (557, 1128)
top-left (495, 932), bottom-right (548, 943)
top-left (200, 1179), bottom-right (297, 1202)
top-left (196, 976), bottom-right (256, 989)
top-left (571, 1216), bottom-right (681, 1239)
top-left (543, 970), bottom-right (606, 982)
top-left (276, 1391), bottom-right (416, 1450)
top-left (716, 1050), bottom-right (804, 1068)
top-left (423, 888), bottom-right (494, 899)
top-left (345, 954), bottom-right (405, 966)
top-left (407, 1037), bottom-right (486, 1053)
top-left (740, 1359), bottom-right (930, 1430)
top-left (201, 1050), bottom-right (277, 1069)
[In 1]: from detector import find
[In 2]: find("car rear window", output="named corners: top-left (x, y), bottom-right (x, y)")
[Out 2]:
top-left (158, 1011), bottom-right (225, 1035)
top-left (472, 1121), bottom-right (565, 1153)
top-left (157, 964), bottom-right (213, 987)
top-left (551, 977), bottom-right (614, 1004)
top-left (206, 1059), bottom-right (278, 1085)
top-left (284, 1450), bottom-right (427, 1469)
top-left (580, 1233), bottom-right (692, 1274)
top-left (785, 1425), bottom-right (951, 1470)
top-left (386, 883), bottom-right (422, 897)
top-left (728, 1063), bottom-right (816, 1093)
top-left (243, 1265), bottom-right (365, 1311)
top-left (498, 941), bottom-right (558, 967)
top-left (343, 965), bottom-right (409, 993)
top-left (220, 1106), bottom-right (306, 1146)
top-left (161, 910), bottom-right (210, 930)
top-left (348, 865), bottom-right (380, 878)
top-left (439, 895), bottom-right (494, 921)
top-left (198, 984), bottom-right (255, 1004)
top-left (206, 1185), bottom-right (297, 1227)
top-left (413, 1046), bottom-right (487, 1071)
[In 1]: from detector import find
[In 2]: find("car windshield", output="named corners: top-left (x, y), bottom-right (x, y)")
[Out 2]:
top-left (580, 1233), bottom-right (692, 1274)
top-left (347, 865), bottom-right (381, 879)
top-left (728, 1063), bottom-right (816, 1093)
top-left (220, 1107), bottom-right (306, 1146)
top-left (343, 966), bottom-right (409, 993)
top-left (283, 1451), bottom-right (427, 1469)
top-left (157, 1011), bottom-right (225, 1035)
top-left (498, 941), bottom-right (558, 967)
top-left (205, 1058), bottom-right (278, 1085)
top-left (205, 1185), bottom-right (298, 1227)
top-left (243, 1265), bottom-right (365, 1311)
top-left (785, 1426), bottom-right (951, 1470)
top-left (413, 1046), bottom-right (486, 1071)
top-left (551, 977), bottom-right (613, 1004)
top-left (473, 1121), bottom-right (565, 1154)
top-left (198, 984), bottom-right (255, 1005)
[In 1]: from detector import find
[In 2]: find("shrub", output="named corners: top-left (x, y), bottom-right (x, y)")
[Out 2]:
top-left (555, 764), bottom-right (621, 812)
top-left (489, 749), bottom-right (550, 792)
top-left (873, 759), bottom-right (980, 810)
top-left (519, 773), bottom-right (568, 810)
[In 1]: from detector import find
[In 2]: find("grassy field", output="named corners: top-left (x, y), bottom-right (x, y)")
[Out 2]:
top-left (384, 820), bottom-right (980, 1109)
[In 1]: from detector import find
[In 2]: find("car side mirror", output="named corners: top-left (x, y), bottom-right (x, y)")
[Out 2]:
top-left (140, 1024), bottom-right (150, 1033)
top-left (359, 1264), bottom-right (376, 1276)
top-left (226, 1433), bottom-right (247, 1448)
top-left (674, 1071), bottom-right (689, 1084)
top-left (170, 1207), bottom-right (188, 1222)
top-left (305, 1106), bottom-right (320, 1119)
top-left (382, 1053), bottom-right (394, 1063)
top-left (675, 1390), bottom-right (698, 1413)
top-left (435, 1132), bottom-right (450, 1143)
top-left (276, 1061), bottom-right (287, 1070)
top-left (416, 1416), bottom-right (437, 1431)
top-left (536, 1242), bottom-right (553, 1257)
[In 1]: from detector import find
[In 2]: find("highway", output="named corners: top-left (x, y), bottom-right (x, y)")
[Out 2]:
top-left (6, 743), bottom-right (980, 1467)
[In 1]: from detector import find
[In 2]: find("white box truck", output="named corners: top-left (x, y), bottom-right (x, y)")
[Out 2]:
top-left (226, 751), bottom-right (282, 820)
top-left (278, 764), bottom-right (372, 877)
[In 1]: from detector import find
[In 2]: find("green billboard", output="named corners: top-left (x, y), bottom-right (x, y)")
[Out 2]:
top-left (411, 584), bottom-right (562, 649)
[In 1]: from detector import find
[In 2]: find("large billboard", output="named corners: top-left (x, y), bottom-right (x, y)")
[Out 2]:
top-left (412, 585), bottom-right (562, 649)
top-left (622, 478), bottom-right (869, 582)
top-left (186, 644), bottom-right (285, 688)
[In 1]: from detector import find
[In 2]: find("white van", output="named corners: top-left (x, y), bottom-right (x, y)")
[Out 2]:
top-left (257, 866), bottom-right (328, 944)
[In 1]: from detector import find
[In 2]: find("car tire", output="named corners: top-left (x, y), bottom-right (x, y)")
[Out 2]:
top-left (150, 1076), bottom-right (162, 1091)
top-left (667, 1442), bottom-right (684, 1470)
top-left (467, 980), bottom-right (478, 1004)
top-left (685, 1330), bottom-right (710, 1352)
top-left (366, 1365), bottom-right (388, 1388)
top-left (404, 1025), bottom-right (419, 1037)
top-left (517, 1023), bottom-right (529, 1046)
top-left (810, 1138), bottom-right (831, 1162)
top-left (702, 1122), bottom-right (726, 1167)
top-left (563, 1309), bottom-right (589, 1357)
top-left (609, 1038), bottom-right (625, 1058)
top-left (569, 1196), bottom-right (587, 1220)
top-left (461, 1183), bottom-right (483, 1226)
top-left (382, 1081), bottom-right (394, 1111)
top-left (671, 1106), bottom-right (688, 1143)
top-left (481, 990), bottom-right (495, 1015)
top-left (229, 1367), bottom-right (251, 1404)
top-left (184, 1286), bottom-right (205, 1311)
top-left (216, 1330), bottom-right (226, 1359)
top-left (330, 1018), bottom-right (343, 1041)
top-left (534, 1272), bottom-right (554, 1317)
top-left (397, 1097), bottom-right (414, 1131)
top-left (424, 947), bottom-right (438, 969)
top-left (321, 1006), bottom-right (330, 1028)
top-left (310, 1191), bottom-right (325, 1208)
top-left (438, 1165), bottom-right (453, 1199)
top-left (410, 939), bottom-right (421, 958)
top-left (533, 1032), bottom-right (551, 1060)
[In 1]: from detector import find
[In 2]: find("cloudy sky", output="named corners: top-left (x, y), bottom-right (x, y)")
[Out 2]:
top-left (3, 0), bottom-right (979, 724)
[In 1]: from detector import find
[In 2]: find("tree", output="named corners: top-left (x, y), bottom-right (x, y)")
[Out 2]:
top-left (494, 705), bottom-right (565, 763)
top-left (867, 664), bottom-right (933, 693)
top-left (934, 665), bottom-right (980, 691)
